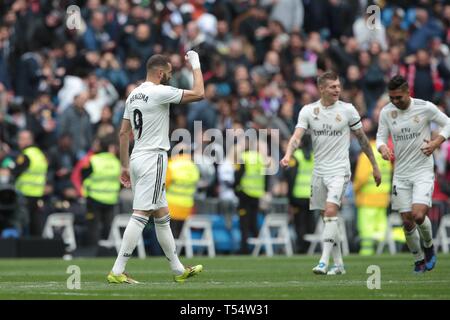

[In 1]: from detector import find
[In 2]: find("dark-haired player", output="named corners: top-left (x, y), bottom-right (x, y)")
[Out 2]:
top-left (376, 75), bottom-right (450, 273)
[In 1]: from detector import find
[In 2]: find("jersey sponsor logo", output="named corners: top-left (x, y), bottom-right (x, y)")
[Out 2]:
top-left (312, 124), bottom-right (343, 137)
top-left (391, 110), bottom-right (398, 119)
top-left (393, 127), bottom-right (420, 141)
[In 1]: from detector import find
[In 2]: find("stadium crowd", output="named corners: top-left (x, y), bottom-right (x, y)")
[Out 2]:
top-left (0, 0), bottom-right (449, 255)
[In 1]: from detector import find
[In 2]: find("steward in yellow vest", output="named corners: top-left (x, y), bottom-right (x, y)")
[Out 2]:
top-left (166, 153), bottom-right (200, 238)
top-left (234, 149), bottom-right (268, 254)
top-left (354, 139), bottom-right (399, 255)
top-left (284, 134), bottom-right (316, 253)
top-left (12, 130), bottom-right (48, 236)
top-left (82, 136), bottom-right (121, 246)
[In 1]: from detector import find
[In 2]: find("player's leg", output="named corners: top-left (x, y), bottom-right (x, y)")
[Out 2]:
top-left (309, 175), bottom-right (329, 274)
top-left (412, 177), bottom-right (436, 271)
top-left (320, 203), bottom-right (343, 275)
top-left (400, 211), bottom-right (426, 273)
top-left (153, 206), bottom-right (184, 274)
top-left (153, 151), bottom-right (202, 282)
top-left (153, 207), bottom-right (203, 282)
top-left (392, 177), bottom-right (425, 273)
top-left (108, 153), bottom-right (156, 283)
top-left (323, 175), bottom-right (348, 275)
top-left (108, 209), bottom-right (150, 283)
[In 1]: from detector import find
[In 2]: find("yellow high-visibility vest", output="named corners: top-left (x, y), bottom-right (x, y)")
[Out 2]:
top-left (360, 144), bottom-right (391, 194)
top-left (15, 146), bottom-right (48, 197)
top-left (166, 156), bottom-right (200, 207)
top-left (292, 149), bottom-right (314, 199)
top-left (239, 151), bottom-right (265, 198)
top-left (83, 152), bottom-right (121, 205)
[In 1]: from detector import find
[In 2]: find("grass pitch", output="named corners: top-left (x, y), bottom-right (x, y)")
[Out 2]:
top-left (0, 254), bottom-right (449, 300)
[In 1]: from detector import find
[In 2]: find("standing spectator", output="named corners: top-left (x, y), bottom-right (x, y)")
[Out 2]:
top-left (283, 133), bottom-right (315, 253)
top-left (401, 49), bottom-right (446, 102)
top-left (234, 141), bottom-right (268, 254)
top-left (354, 118), bottom-right (392, 256)
top-left (81, 135), bottom-right (121, 247)
top-left (84, 73), bottom-right (119, 124)
top-left (125, 23), bottom-right (155, 63)
top-left (58, 91), bottom-right (93, 159)
top-left (407, 8), bottom-right (443, 55)
top-left (82, 10), bottom-right (114, 52)
top-left (11, 130), bottom-right (48, 236)
top-left (167, 145), bottom-right (200, 238)
top-left (180, 20), bottom-right (216, 73)
top-left (47, 133), bottom-right (78, 201)
top-left (96, 52), bottom-right (128, 93)
top-left (187, 83), bottom-right (218, 133)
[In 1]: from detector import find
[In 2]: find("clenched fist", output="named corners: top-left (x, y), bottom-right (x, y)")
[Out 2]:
top-left (185, 50), bottom-right (201, 70)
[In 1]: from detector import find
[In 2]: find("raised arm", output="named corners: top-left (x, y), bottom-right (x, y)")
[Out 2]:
top-left (280, 127), bottom-right (305, 167)
top-left (179, 51), bottom-right (205, 104)
top-left (354, 128), bottom-right (381, 186)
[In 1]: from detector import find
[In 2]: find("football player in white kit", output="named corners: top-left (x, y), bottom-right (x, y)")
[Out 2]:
top-left (376, 75), bottom-right (450, 273)
top-left (281, 71), bottom-right (381, 275)
top-left (107, 51), bottom-right (205, 284)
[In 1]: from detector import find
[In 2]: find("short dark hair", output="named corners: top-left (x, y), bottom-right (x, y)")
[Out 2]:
top-left (99, 134), bottom-right (116, 152)
top-left (317, 71), bottom-right (339, 87)
top-left (146, 54), bottom-right (170, 72)
top-left (388, 75), bottom-right (409, 91)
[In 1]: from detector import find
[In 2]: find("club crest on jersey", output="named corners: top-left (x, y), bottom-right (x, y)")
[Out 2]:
top-left (413, 115), bottom-right (420, 123)
top-left (335, 114), bottom-right (342, 122)
top-left (313, 107), bottom-right (320, 119)
top-left (391, 111), bottom-right (398, 119)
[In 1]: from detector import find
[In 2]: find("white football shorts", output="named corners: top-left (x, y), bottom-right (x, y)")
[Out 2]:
top-left (130, 151), bottom-right (168, 211)
top-left (310, 174), bottom-right (350, 211)
top-left (391, 174), bottom-right (434, 213)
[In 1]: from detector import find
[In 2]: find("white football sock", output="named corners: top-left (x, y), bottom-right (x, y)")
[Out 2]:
top-left (331, 233), bottom-right (344, 266)
top-left (112, 213), bottom-right (149, 275)
top-left (404, 226), bottom-right (424, 262)
top-left (417, 216), bottom-right (433, 248)
top-left (154, 214), bottom-right (185, 275)
top-left (319, 217), bottom-right (339, 266)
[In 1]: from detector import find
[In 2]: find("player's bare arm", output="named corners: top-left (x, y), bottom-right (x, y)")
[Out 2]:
top-left (280, 127), bottom-right (305, 167)
top-left (179, 51), bottom-right (205, 104)
top-left (354, 127), bottom-right (382, 186)
top-left (119, 118), bottom-right (132, 188)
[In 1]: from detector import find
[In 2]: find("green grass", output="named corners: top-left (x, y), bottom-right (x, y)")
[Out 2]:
top-left (0, 254), bottom-right (449, 300)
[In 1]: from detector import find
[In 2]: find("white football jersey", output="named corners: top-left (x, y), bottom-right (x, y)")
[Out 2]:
top-left (296, 100), bottom-right (362, 176)
top-left (123, 82), bottom-right (183, 160)
top-left (376, 98), bottom-right (450, 178)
